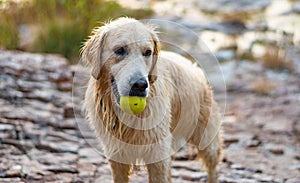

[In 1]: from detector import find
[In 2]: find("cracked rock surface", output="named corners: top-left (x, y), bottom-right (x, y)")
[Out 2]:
top-left (0, 50), bottom-right (299, 182)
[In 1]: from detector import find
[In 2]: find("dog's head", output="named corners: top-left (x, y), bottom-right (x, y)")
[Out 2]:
top-left (81, 17), bottom-right (159, 102)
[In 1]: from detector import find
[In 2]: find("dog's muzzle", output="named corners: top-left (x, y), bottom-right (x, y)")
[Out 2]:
top-left (129, 77), bottom-right (148, 97)
top-left (111, 76), bottom-right (148, 103)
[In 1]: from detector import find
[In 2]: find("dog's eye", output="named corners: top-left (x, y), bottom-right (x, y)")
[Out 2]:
top-left (143, 49), bottom-right (152, 57)
top-left (114, 47), bottom-right (126, 56)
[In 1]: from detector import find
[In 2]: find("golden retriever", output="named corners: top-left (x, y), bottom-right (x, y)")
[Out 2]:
top-left (82, 17), bottom-right (222, 183)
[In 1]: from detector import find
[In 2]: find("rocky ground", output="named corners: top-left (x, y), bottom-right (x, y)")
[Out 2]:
top-left (0, 48), bottom-right (299, 183)
top-left (1, 0), bottom-right (300, 182)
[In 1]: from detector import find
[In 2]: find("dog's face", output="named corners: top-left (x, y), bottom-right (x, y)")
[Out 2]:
top-left (82, 18), bottom-right (159, 102)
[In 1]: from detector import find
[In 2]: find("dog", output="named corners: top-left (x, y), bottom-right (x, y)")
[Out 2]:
top-left (82, 17), bottom-right (222, 183)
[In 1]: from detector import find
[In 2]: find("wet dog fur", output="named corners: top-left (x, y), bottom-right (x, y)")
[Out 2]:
top-left (82, 17), bottom-right (222, 183)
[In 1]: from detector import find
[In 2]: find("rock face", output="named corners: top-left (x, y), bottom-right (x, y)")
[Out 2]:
top-left (0, 51), bottom-right (84, 182)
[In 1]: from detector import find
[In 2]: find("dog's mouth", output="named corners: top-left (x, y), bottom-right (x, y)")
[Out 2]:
top-left (111, 77), bottom-right (120, 104)
top-left (111, 76), bottom-right (149, 105)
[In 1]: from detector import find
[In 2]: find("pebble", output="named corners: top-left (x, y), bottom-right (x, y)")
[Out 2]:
top-left (223, 134), bottom-right (239, 145)
top-left (246, 137), bottom-right (261, 148)
top-left (267, 147), bottom-right (285, 155)
top-left (63, 102), bottom-right (75, 118)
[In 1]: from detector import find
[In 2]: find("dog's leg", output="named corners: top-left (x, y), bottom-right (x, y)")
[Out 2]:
top-left (146, 158), bottom-right (171, 183)
top-left (109, 160), bottom-right (130, 183)
top-left (198, 134), bottom-right (222, 183)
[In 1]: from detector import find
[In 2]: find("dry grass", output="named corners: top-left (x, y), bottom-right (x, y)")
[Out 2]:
top-left (262, 46), bottom-right (294, 72)
top-left (250, 79), bottom-right (277, 95)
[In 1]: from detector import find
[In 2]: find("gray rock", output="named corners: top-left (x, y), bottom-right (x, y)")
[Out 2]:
top-left (51, 119), bottom-right (77, 130)
top-left (57, 82), bottom-right (72, 91)
top-left (172, 168), bottom-right (206, 181)
top-left (78, 162), bottom-right (96, 177)
top-left (215, 49), bottom-right (235, 61)
top-left (47, 165), bottom-right (78, 174)
top-left (79, 147), bottom-right (100, 159)
top-left (0, 178), bottom-right (23, 182)
top-left (38, 140), bottom-right (79, 153)
top-left (28, 149), bottom-right (77, 166)
top-left (172, 161), bottom-right (200, 172)
top-left (197, 0), bottom-right (271, 14)
top-left (0, 124), bottom-right (14, 131)
top-left (94, 175), bottom-right (112, 183)
top-left (286, 178), bottom-right (300, 183)
top-left (292, 2), bottom-right (300, 13)
top-left (43, 173), bottom-right (76, 182)
top-left (223, 134), bottom-right (239, 146)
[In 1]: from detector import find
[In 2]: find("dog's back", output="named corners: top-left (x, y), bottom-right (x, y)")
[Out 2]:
top-left (157, 51), bottom-right (220, 150)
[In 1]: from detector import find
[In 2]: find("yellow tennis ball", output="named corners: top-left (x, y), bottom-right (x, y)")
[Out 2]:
top-left (120, 96), bottom-right (146, 115)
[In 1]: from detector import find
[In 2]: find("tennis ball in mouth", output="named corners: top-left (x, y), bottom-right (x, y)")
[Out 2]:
top-left (120, 96), bottom-right (146, 115)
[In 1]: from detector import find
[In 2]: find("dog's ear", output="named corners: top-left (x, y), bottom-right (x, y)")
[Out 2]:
top-left (149, 31), bottom-right (160, 84)
top-left (81, 27), bottom-right (107, 80)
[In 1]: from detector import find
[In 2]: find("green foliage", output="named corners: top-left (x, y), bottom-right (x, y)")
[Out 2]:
top-left (0, 1), bottom-right (19, 49)
top-left (0, 0), bottom-right (153, 62)
top-left (0, 18), bottom-right (19, 49)
top-left (32, 21), bottom-right (87, 61)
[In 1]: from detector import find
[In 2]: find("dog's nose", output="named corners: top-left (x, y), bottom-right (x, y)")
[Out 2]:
top-left (132, 78), bottom-right (148, 92)
top-left (129, 77), bottom-right (148, 97)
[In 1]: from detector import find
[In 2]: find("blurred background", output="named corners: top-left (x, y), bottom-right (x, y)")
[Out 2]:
top-left (1, 0), bottom-right (300, 68)
top-left (0, 0), bottom-right (299, 182)
top-left (0, 0), bottom-right (153, 62)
